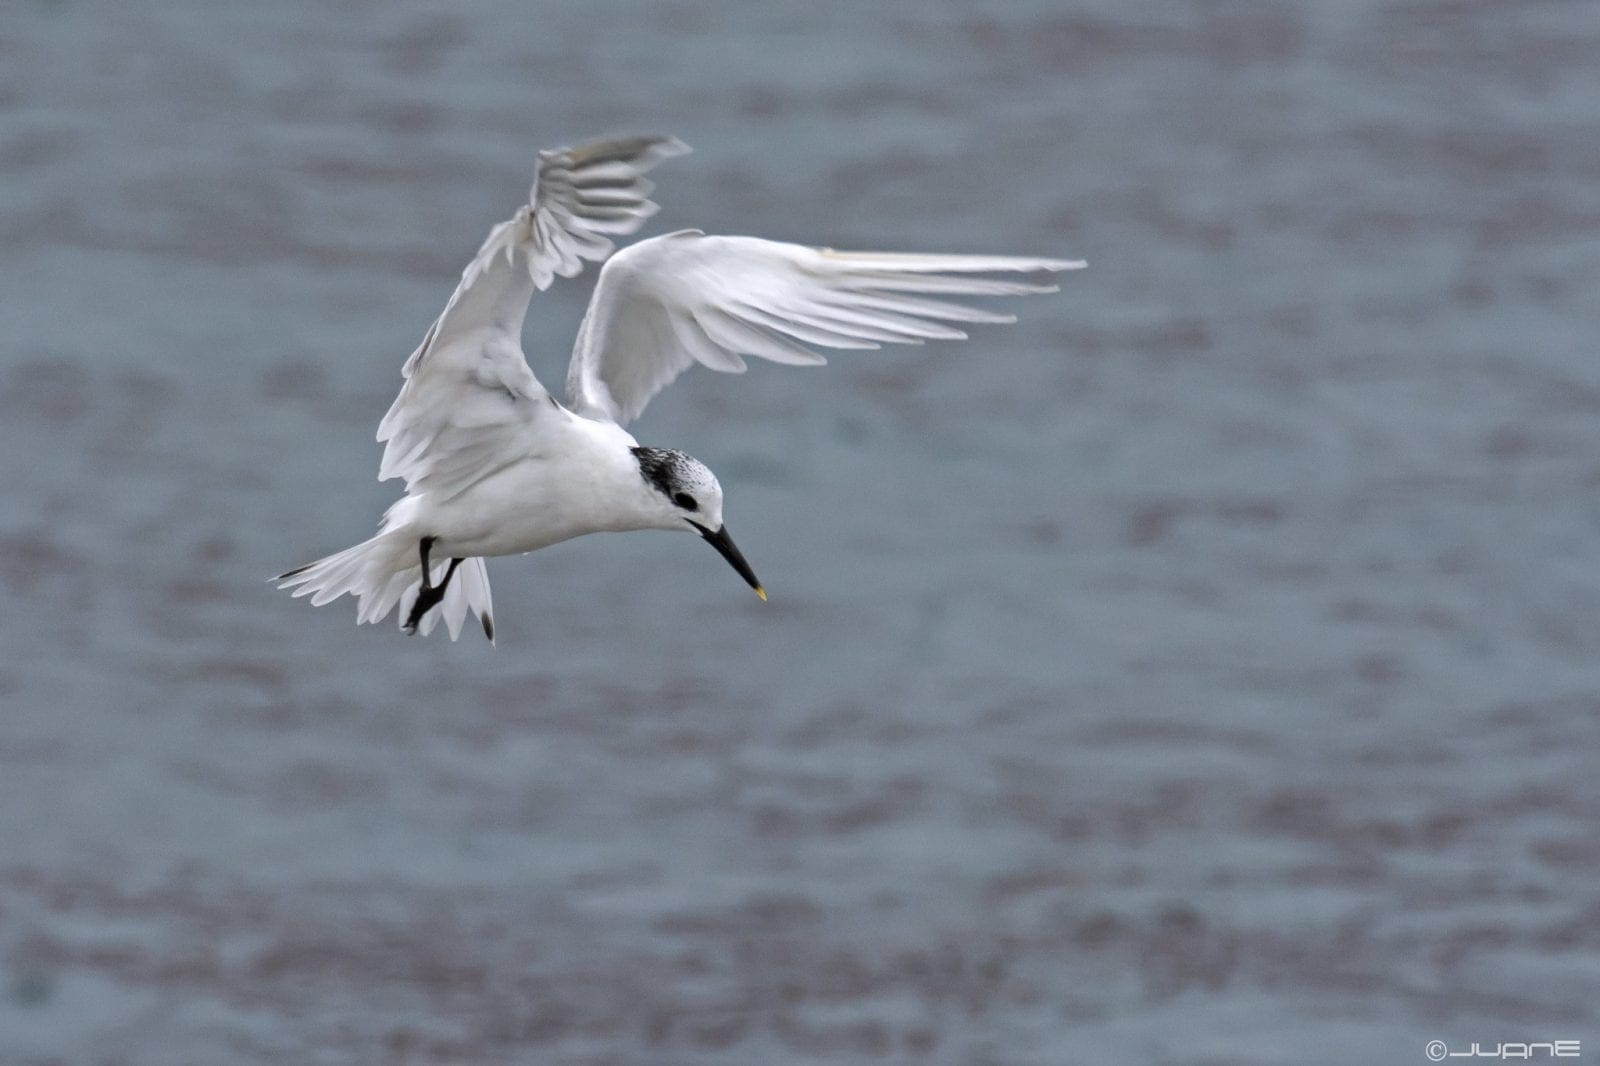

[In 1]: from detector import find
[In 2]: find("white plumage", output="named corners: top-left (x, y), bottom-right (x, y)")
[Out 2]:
top-left (277, 135), bottom-right (1083, 642)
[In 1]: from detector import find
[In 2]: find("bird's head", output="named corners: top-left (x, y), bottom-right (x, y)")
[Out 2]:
top-left (631, 446), bottom-right (765, 601)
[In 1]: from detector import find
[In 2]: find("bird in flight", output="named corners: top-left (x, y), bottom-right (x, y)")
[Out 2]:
top-left (277, 136), bottom-right (1083, 641)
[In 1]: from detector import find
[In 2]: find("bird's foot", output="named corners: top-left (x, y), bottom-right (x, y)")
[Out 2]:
top-left (403, 585), bottom-right (446, 634)
top-left (403, 549), bottom-right (462, 635)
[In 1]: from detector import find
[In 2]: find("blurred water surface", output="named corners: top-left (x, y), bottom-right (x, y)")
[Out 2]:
top-left (2, 1), bottom-right (1599, 1062)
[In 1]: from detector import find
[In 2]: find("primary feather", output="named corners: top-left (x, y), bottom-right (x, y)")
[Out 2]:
top-left (564, 232), bottom-right (1084, 425)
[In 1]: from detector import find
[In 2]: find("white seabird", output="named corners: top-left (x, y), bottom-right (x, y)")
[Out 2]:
top-left (277, 136), bottom-right (1083, 641)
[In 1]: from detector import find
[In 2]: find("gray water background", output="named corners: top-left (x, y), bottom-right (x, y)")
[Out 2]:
top-left (3, 1), bottom-right (1599, 1062)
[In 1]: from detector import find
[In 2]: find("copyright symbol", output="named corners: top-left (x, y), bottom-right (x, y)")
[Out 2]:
top-left (1426, 1041), bottom-right (1448, 1062)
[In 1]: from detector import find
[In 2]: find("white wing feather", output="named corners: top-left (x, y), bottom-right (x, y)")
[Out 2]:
top-left (564, 232), bottom-right (1084, 425)
top-left (376, 136), bottom-right (688, 498)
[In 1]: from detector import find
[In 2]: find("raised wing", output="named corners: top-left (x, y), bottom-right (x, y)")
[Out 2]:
top-left (564, 231), bottom-right (1084, 425)
top-left (376, 136), bottom-right (687, 498)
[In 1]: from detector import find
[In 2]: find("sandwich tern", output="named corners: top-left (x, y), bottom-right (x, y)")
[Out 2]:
top-left (276, 136), bottom-right (1083, 641)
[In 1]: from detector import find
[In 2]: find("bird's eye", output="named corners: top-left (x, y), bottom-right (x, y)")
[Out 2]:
top-left (673, 492), bottom-right (698, 511)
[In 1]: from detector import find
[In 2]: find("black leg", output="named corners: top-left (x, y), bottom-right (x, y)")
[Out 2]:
top-left (404, 539), bottom-right (464, 634)
top-left (418, 537), bottom-right (434, 591)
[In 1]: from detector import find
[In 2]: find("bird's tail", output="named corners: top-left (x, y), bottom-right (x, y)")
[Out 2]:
top-left (275, 532), bottom-right (495, 643)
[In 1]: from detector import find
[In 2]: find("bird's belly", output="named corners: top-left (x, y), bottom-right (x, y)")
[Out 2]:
top-left (433, 508), bottom-right (576, 559)
top-left (419, 459), bottom-right (631, 559)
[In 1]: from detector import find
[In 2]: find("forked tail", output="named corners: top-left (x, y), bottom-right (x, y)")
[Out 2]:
top-left (275, 531), bottom-right (495, 643)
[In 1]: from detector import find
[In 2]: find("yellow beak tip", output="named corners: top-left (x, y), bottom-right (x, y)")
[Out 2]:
top-left (754, 586), bottom-right (767, 602)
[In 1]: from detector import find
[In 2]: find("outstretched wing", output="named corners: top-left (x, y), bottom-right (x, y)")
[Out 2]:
top-left (563, 231), bottom-right (1084, 425)
top-left (376, 135), bottom-right (689, 498)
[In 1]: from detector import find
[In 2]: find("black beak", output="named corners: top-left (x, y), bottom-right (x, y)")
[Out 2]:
top-left (689, 521), bottom-right (766, 601)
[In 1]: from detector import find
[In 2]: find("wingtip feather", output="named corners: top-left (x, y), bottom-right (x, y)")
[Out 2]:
top-left (654, 135), bottom-right (692, 159)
